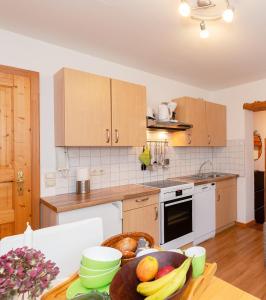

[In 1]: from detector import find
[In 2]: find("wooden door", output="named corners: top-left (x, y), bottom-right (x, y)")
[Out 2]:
top-left (54, 68), bottom-right (111, 146)
top-left (206, 101), bottom-right (226, 146)
top-left (170, 97), bottom-right (208, 146)
top-left (0, 72), bottom-right (32, 238)
top-left (123, 204), bottom-right (159, 244)
top-left (111, 79), bottom-right (146, 146)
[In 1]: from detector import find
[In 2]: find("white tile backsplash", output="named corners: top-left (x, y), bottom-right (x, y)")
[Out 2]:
top-left (52, 139), bottom-right (245, 195)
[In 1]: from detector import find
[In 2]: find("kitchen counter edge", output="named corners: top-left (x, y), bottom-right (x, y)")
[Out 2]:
top-left (41, 184), bottom-right (160, 213)
top-left (169, 173), bottom-right (238, 186)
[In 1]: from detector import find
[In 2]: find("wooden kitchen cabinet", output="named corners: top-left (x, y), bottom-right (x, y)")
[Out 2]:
top-left (111, 79), bottom-right (146, 146)
top-left (54, 68), bottom-right (111, 146)
top-left (170, 97), bottom-right (226, 147)
top-left (170, 97), bottom-right (208, 146)
top-left (216, 178), bottom-right (237, 232)
top-left (123, 195), bottom-right (159, 244)
top-left (206, 101), bottom-right (226, 146)
top-left (54, 68), bottom-right (147, 147)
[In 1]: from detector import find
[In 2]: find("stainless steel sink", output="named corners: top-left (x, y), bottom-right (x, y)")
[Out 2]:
top-left (191, 172), bottom-right (226, 180)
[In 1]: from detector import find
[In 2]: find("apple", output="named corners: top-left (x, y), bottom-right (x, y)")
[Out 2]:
top-left (155, 265), bottom-right (175, 279)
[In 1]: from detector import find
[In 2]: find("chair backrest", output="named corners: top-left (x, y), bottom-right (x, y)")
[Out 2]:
top-left (0, 218), bottom-right (103, 279)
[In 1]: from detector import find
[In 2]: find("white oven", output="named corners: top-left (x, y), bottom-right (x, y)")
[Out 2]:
top-left (142, 180), bottom-right (194, 249)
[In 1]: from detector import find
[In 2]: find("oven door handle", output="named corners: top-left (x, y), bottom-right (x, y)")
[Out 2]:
top-left (164, 199), bottom-right (192, 207)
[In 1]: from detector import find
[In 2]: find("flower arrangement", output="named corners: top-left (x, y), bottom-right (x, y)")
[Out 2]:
top-left (0, 247), bottom-right (60, 299)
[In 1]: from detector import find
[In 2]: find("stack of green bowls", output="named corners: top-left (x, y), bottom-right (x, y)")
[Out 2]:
top-left (79, 246), bottom-right (122, 289)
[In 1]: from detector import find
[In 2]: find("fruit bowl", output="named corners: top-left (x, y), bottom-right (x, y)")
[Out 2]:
top-left (109, 251), bottom-right (192, 300)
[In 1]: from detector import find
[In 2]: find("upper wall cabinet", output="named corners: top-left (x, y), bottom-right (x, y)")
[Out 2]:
top-left (205, 101), bottom-right (226, 146)
top-left (170, 97), bottom-right (208, 146)
top-left (170, 97), bottom-right (226, 147)
top-left (54, 68), bottom-right (111, 146)
top-left (54, 68), bottom-right (147, 147)
top-left (111, 79), bottom-right (146, 147)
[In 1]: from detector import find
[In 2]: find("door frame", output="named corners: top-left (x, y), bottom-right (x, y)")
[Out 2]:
top-left (244, 101), bottom-right (266, 223)
top-left (243, 101), bottom-right (266, 112)
top-left (0, 64), bottom-right (40, 230)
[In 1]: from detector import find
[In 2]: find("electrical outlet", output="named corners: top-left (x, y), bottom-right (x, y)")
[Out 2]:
top-left (45, 172), bottom-right (56, 187)
top-left (90, 169), bottom-right (105, 176)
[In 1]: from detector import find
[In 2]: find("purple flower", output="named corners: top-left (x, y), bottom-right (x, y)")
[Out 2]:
top-left (0, 247), bottom-right (60, 299)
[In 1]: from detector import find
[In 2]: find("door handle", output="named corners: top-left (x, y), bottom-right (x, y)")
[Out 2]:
top-left (155, 206), bottom-right (158, 221)
top-left (105, 129), bottom-right (110, 143)
top-left (217, 194), bottom-right (221, 201)
top-left (17, 170), bottom-right (24, 182)
top-left (16, 170), bottom-right (24, 195)
top-left (187, 133), bottom-right (192, 145)
top-left (115, 129), bottom-right (119, 143)
top-left (208, 134), bottom-right (211, 145)
top-left (136, 197), bottom-right (149, 203)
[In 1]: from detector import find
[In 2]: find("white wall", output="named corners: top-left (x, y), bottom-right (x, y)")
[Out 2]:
top-left (209, 78), bottom-right (266, 223)
top-left (0, 28), bottom-right (258, 224)
top-left (254, 111), bottom-right (266, 171)
top-left (0, 29), bottom-right (209, 196)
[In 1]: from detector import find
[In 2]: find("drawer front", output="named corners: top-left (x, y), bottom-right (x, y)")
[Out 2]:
top-left (216, 178), bottom-right (236, 190)
top-left (123, 194), bottom-right (158, 212)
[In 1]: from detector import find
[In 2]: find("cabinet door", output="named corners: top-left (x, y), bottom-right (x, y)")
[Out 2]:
top-left (206, 102), bottom-right (226, 146)
top-left (54, 68), bottom-right (112, 146)
top-left (170, 97), bottom-right (208, 146)
top-left (123, 204), bottom-right (159, 244)
top-left (169, 130), bottom-right (192, 147)
top-left (216, 179), bottom-right (237, 231)
top-left (111, 79), bottom-right (146, 146)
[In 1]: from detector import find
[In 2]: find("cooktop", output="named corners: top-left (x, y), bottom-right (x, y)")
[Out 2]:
top-left (142, 180), bottom-right (186, 189)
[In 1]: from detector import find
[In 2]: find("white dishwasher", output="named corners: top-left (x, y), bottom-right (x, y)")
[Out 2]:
top-left (193, 183), bottom-right (216, 245)
top-left (57, 201), bottom-right (123, 239)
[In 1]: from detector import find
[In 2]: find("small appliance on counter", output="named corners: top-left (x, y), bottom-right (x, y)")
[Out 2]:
top-left (76, 167), bottom-right (90, 194)
top-left (158, 101), bottom-right (177, 121)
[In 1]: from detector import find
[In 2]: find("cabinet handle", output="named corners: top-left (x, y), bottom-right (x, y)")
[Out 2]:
top-left (105, 129), bottom-right (110, 143)
top-left (155, 206), bottom-right (158, 221)
top-left (136, 197), bottom-right (149, 203)
top-left (115, 129), bottom-right (119, 143)
top-left (187, 134), bottom-right (192, 145)
top-left (217, 194), bottom-right (221, 202)
top-left (208, 134), bottom-right (211, 145)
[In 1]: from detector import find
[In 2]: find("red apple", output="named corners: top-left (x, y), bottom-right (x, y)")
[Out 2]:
top-left (155, 265), bottom-right (175, 279)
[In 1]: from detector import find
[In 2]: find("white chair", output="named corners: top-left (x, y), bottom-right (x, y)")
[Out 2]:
top-left (0, 218), bottom-right (103, 280)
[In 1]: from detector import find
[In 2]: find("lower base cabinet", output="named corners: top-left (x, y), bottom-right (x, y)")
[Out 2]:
top-left (216, 178), bottom-right (237, 232)
top-left (122, 195), bottom-right (159, 245)
top-left (41, 201), bottom-right (123, 239)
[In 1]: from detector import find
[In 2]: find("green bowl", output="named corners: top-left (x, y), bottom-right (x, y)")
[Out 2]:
top-left (79, 265), bottom-right (120, 289)
top-left (81, 246), bottom-right (122, 270)
top-left (80, 262), bottom-right (121, 276)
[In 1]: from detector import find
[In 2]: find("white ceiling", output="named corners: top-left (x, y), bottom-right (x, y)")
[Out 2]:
top-left (0, 0), bottom-right (265, 90)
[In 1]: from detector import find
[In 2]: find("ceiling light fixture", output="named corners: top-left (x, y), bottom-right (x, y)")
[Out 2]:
top-left (178, 0), bottom-right (191, 17)
top-left (222, 7), bottom-right (234, 23)
top-left (178, 0), bottom-right (235, 38)
top-left (200, 21), bottom-right (209, 39)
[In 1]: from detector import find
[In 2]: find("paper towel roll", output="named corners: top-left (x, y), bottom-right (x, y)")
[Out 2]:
top-left (77, 168), bottom-right (89, 181)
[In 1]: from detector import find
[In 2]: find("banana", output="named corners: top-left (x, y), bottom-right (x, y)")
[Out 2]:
top-left (178, 273), bottom-right (187, 290)
top-left (137, 258), bottom-right (191, 297)
top-left (144, 258), bottom-right (192, 300)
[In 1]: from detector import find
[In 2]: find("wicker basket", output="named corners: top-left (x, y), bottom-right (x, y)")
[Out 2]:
top-left (101, 232), bottom-right (155, 265)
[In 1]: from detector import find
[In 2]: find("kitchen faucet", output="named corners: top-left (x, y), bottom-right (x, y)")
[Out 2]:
top-left (198, 160), bottom-right (213, 177)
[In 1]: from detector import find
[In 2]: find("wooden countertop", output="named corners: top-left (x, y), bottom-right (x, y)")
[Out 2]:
top-left (198, 277), bottom-right (259, 300)
top-left (41, 275), bottom-right (259, 300)
top-left (41, 184), bottom-right (160, 213)
top-left (169, 173), bottom-right (238, 186)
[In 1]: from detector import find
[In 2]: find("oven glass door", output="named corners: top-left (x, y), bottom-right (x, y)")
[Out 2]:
top-left (164, 197), bottom-right (192, 243)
